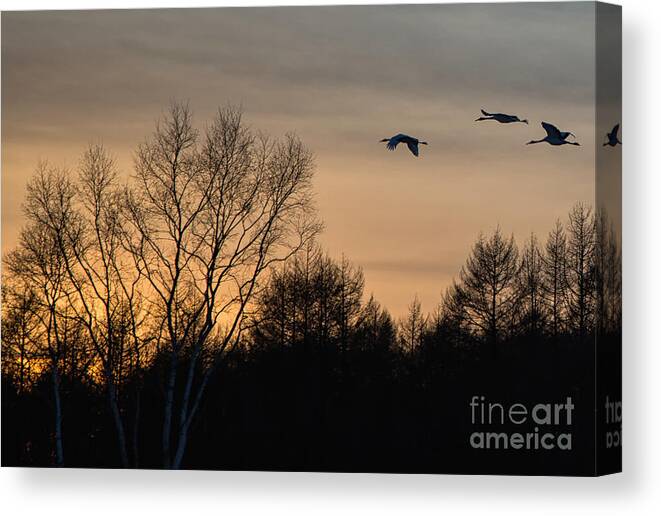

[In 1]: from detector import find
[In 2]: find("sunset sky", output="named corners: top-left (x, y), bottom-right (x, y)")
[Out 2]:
top-left (1, 3), bottom-right (619, 317)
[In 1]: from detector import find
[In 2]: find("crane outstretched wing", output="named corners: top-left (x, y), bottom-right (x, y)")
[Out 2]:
top-left (610, 124), bottom-right (620, 138)
top-left (494, 113), bottom-right (516, 122)
top-left (481, 109), bottom-right (493, 116)
top-left (386, 134), bottom-right (406, 151)
top-left (541, 122), bottom-right (562, 139)
top-left (406, 142), bottom-right (419, 157)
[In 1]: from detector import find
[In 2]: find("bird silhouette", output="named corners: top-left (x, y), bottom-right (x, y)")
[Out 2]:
top-left (603, 124), bottom-right (621, 147)
top-left (475, 109), bottom-right (528, 124)
top-left (527, 122), bottom-right (580, 146)
top-left (380, 133), bottom-right (428, 157)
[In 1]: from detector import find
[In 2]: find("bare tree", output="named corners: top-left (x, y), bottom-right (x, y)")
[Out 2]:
top-left (439, 282), bottom-right (469, 344)
top-left (5, 164), bottom-right (78, 466)
top-left (458, 228), bottom-right (519, 354)
top-left (399, 295), bottom-right (427, 354)
top-left (336, 255), bottom-right (365, 357)
top-left (253, 245), bottom-right (364, 354)
top-left (1, 284), bottom-right (40, 395)
top-left (124, 103), bottom-right (321, 468)
top-left (355, 294), bottom-right (395, 353)
top-left (565, 203), bottom-right (595, 341)
top-left (595, 208), bottom-right (621, 335)
top-left (71, 144), bottom-right (138, 467)
top-left (17, 147), bottom-right (144, 467)
top-left (517, 233), bottom-right (546, 337)
top-left (542, 220), bottom-right (568, 338)
top-left (313, 251), bottom-right (340, 348)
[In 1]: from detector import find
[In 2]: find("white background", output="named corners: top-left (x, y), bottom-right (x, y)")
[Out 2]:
top-left (0, 0), bottom-right (658, 515)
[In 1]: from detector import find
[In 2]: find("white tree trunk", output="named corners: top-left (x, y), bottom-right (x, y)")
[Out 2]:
top-left (51, 367), bottom-right (64, 467)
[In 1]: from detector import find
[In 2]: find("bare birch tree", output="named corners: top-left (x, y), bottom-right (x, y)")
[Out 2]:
top-left (124, 103), bottom-right (321, 468)
top-left (19, 149), bottom-right (142, 467)
top-left (6, 163), bottom-right (78, 466)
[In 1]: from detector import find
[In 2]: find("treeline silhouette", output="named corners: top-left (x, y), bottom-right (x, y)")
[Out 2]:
top-left (1, 104), bottom-right (621, 473)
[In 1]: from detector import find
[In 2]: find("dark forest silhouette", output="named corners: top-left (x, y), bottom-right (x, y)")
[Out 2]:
top-left (1, 104), bottom-right (621, 473)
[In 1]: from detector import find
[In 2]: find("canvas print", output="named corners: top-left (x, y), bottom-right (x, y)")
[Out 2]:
top-left (1, 2), bottom-right (621, 475)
